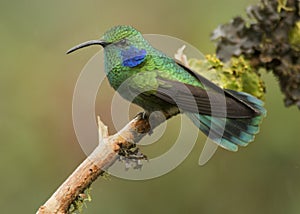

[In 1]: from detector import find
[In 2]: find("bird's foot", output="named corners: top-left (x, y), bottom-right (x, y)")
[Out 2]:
top-left (118, 143), bottom-right (148, 170)
top-left (135, 111), bottom-right (153, 135)
top-left (135, 111), bottom-right (150, 120)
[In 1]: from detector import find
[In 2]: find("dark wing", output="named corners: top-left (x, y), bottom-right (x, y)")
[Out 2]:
top-left (153, 61), bottom-right (261, 118)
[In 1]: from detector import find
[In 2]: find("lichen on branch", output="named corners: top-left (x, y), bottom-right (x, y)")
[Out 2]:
top-left (211, 0), bottom-right (300, 108)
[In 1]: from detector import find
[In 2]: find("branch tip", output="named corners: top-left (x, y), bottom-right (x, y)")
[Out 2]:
top-left (97, 116), bottom-right (108, 141)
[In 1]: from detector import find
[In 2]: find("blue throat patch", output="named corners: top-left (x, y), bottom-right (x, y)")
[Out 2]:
top-left (121, 46), bottom-right (147, 68)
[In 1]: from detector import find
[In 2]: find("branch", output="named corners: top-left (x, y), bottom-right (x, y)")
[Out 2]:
top-left (37, 111), bottom-right (174, 213)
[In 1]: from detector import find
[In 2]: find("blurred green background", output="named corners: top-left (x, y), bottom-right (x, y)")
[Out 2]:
top-left (1, 0), bottom-right (300, 213)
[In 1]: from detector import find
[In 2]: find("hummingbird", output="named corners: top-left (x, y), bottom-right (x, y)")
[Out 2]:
top-left (67, 25), bottom-right (266, 152)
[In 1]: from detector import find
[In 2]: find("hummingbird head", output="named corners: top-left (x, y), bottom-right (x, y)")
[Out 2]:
top-left (67, 25), bottom-right (151, 71)
top-left (66, 25), bottom-right (144, 54)
top-left (102, 25), bottom-right (140, 44)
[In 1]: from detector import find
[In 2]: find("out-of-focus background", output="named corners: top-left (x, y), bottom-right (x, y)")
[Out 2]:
top-left (1, 0), bottom-right (300, 213)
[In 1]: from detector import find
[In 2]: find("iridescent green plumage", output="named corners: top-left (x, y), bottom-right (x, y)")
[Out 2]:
top-left (67, 25), bottom-right (266, 152)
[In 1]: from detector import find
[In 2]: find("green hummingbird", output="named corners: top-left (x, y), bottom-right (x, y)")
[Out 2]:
top-left (67, 25), bottom-right (266, 152)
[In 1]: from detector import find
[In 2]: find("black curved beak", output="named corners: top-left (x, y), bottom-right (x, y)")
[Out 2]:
top-left (66, 40), bottom-right (111, 54)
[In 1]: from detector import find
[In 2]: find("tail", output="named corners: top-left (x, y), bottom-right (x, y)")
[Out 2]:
top-left (186, 90), bottom-right (267, 151)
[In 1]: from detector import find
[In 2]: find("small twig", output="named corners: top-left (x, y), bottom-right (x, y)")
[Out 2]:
top-left (37, 111), bottom-right (175, 213)
top-left (97, 116), bottom-right (108, 141)
top-left (174, 45), bottom-right (189, 66)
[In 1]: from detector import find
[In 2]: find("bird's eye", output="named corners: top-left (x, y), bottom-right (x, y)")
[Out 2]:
top-left (117, 39), bottom-right (127, 46)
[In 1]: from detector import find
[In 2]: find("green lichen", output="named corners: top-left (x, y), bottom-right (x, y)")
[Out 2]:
top-left (188, 55), bottom-right (265, 99)
top-left (289, 21), bottom-right (300, 51)
top-left (277, 0), bottom-right (294, 12)
top-left (100, 171), bottom-right (111, 180)
top-left (69, 187), bottom-right (92, 214)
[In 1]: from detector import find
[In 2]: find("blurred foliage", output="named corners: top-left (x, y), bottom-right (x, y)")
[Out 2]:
top-left (212, 0), bottom-right (300, 109)
top-left (0, 0), bottom-right (299, 214)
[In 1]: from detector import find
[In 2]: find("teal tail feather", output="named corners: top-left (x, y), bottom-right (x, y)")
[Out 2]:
top-left (186, 91), bottom-right (267, 151)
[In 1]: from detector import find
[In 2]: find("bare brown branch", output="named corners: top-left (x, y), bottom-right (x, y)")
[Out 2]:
top-left (37, 111), bottom-right (175, 213)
